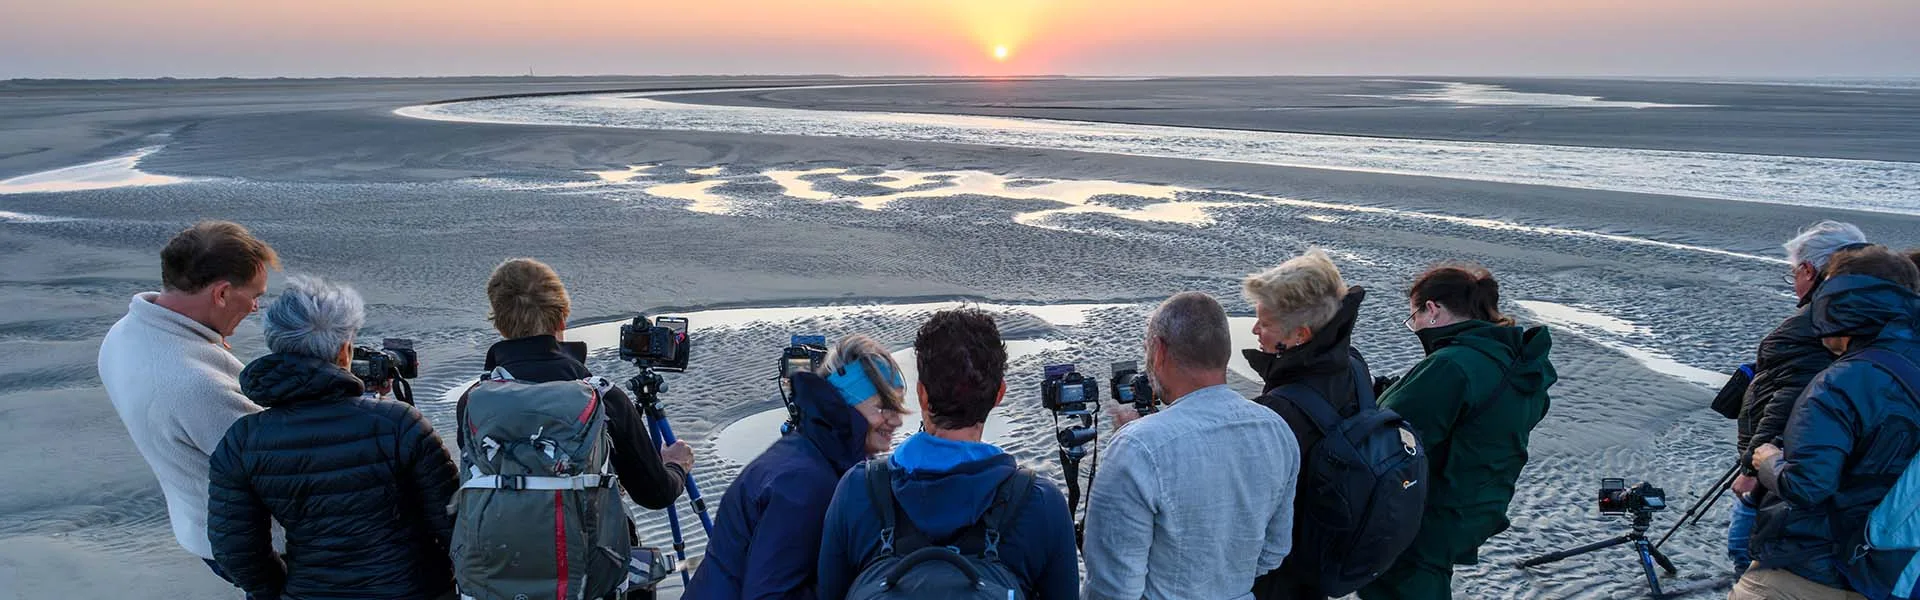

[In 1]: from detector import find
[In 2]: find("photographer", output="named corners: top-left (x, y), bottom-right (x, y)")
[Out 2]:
top-left (687, 335), bottom-right (906, 600)
top-left (816, 309), bottom-right (1079, 600)
top-left (1082, 292), bottom-right (1298, 600)
top-left (98, 221), bottom-right (278, 592)
top-left (1239, 250), bottom-right (1380, 600)
top-left (1739, 245), bottom-right (1920, 599)
top-left (461, 258), bottom-right (694, 511)
top-left (208, 275), bottom-right (459, 600)
top-left (1359, 265), bottom-right (1555, 600)
top-left (1731, 221), bottom-right (1867, 569)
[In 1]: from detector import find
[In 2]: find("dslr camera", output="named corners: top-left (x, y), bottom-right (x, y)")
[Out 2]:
top-left (778, 335), bottom-right (829, 433)
top-left (351, 338), bottom-right (419, 394)
top-left (1109, 361), bottom-right (1158, 417)
top-left (619, 315), bottom-right (690, 372)
top-left (1597, 478), bottom-right (1668, 515)
top-left (1042, 364), bottom-right (1100, 416)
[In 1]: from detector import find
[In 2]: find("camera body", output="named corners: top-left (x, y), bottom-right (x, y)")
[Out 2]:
top-left (1598, 478), bottom-right (1668, 515)
top-left (1042, 364), bottom-right (1099, 416)
top-left (1109, 361), bottom-right (1158, 417)
top-left (620, 315), bottom-right (690, 372)
top-left (351, 338), bottom-right (418, 387)
top-left (781, 335), bottom-right (828, 381)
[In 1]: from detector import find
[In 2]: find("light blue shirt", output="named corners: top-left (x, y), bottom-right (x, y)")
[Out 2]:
top-left (1081, 384), bottom-right (1300, 600)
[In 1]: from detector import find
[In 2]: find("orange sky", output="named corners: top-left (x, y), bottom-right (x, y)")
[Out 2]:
top-left (3, 0), bottom-right (1916, 78)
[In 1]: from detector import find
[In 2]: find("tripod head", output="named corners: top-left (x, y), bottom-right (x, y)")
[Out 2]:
top-left (625, 359), bottom-right (669, 414)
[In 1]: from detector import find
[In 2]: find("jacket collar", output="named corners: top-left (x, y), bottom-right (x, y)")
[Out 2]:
top-left (1243, 287), bottom-right (1366, 391)
top-left (484, 335), bottom-right (587, 372)
top-left (239, 353), bottom-right (365, 408)
top-left (788, 372), bottom-right (872, 472)
top-left (131, 292), bottom-right (225, 346)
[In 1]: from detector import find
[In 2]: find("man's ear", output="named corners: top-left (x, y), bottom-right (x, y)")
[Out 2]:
top-left (994, 381), bottom-right (1007, 408)
top-left (208, 279), bottom-right (233, 306)
top-left (917, 382), bottom-right (930, 413)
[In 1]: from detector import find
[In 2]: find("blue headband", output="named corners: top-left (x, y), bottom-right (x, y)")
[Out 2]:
top-left (824, 357), bottom-right (905, 406)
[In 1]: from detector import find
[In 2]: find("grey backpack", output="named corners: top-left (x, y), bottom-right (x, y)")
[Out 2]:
top-left (846, 461), bottom-right (1034, 600)
top-left (452, 368), bottom-right (630, 600)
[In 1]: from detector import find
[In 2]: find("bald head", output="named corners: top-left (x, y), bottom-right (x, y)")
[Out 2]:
top-left (1148, 292), bottom-right (1232, 372)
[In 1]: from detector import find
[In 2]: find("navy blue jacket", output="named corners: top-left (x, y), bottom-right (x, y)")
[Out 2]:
top-left (815, 433), bottom-right (1080, 600)
top-left (1752, 275), bottom-right (1920, 587)
top-left (687, 373), bottom-right (872, 600)
top-left (209, 353), bottom-right (459, 600)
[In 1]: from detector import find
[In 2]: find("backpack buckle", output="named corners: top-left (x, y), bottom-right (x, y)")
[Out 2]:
top-left (984, 530), bottom-right (1002, 560)
top-left (498, 475), bottom-right (526, 491)
top-left (878, 527), bottom-right (896, 556)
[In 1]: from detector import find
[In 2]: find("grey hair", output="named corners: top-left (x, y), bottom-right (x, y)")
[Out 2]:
top-left (1785, 220), bottom-right (1867, 270)
top-left (1148, 292), bottom-right (1232, 371)
top-left (817, 333), bottom-right (907, 411)
top-left (262, 274), bottom-right (366, 360)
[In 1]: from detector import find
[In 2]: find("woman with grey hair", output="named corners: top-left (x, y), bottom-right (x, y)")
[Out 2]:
top-left (687, 334), bottom-right (907, 599)
top-left (207, 275), bottom-right (459, 600)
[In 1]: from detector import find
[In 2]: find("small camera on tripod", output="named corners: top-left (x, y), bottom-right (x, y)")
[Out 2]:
top-left (619, 315), bottom-right (690, 372)
top-left (778, 335), bottom-right (829, 433)
top-left (1042, 364), bottom-right (1099, 416)
top-left (1598, 478), bottom-right (1668, 515)
top-left (1108, 361), bottom-right (1158, 417)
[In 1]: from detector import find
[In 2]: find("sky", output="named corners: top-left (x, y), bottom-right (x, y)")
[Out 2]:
top-left (2, 0), bottom-right (1917, 79)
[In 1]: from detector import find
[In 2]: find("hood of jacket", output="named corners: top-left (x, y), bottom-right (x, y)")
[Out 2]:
top-left (886, 432), bottom-right (1018, 540)
top-left (787, 372), bottom-right (872, 473)
top-left (1812, 274), bottom-right (1920, 343)
top-left (483, 334), bottom-right (592, 381)
top-left (1244, 287), bottom-right (1366, 392)
top-left (239, 352), bottom-right (365, 408)
top-left (1417, 319), bottom-right (1556, 396)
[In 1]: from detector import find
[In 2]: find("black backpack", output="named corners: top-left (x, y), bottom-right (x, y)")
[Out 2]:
top-left (845, 461), bottom-right (1035, 600)
top-left (1265, 359), bottom-right (1428, 597)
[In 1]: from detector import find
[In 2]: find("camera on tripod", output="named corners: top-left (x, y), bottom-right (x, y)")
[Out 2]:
top-left (351, 338), bottom-right (419, 403)
top-left (1042, 364), bottom-right (1099, 416)
top-left (619, 315), bottom-right (690, 372)
top-left (1108, 361), bottom-right (1158, 417)
top-left (1598, 478), bottom-right (1668, 515)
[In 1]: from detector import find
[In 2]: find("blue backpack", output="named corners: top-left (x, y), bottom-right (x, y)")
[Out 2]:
top-left (1842, 348), bottom-right (1920, 600)
top-left (1259, 358), bottom-right (1428, 597)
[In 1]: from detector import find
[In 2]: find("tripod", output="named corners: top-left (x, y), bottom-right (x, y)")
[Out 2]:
top-left (1655, 461), bottom-right (1740, 551)
top-left (627, 366), bottom-right (715, 586)
top-left (1522, 509), bottom-right (1678, 597)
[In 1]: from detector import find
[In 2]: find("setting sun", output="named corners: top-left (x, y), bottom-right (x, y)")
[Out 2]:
top-left (993, 45), bottom-right (1010, 61)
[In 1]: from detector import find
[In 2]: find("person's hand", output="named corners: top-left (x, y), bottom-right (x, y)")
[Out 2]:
top-left (1732, 474), bottom-right (1758, 495)
top-left (1751, 443), bottom-right (1782, 470)
top-left (660, 441), bottom-right (694, 475)
top-left (1106, 402), bottom-right (1143, 431)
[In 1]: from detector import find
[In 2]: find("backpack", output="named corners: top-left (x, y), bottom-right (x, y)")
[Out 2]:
top-left (845, 460), bottom-right (1035, 600)
top-left (451, 368), bottom-right (631, 600)
top-left (1264, 358), bottom-right (1428, 597)
top-left (1842, 349), bottom-right (1920, 600)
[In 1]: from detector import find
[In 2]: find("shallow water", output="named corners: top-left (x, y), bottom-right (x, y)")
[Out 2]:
top-left (398, 86), bottom-right (1920, 215)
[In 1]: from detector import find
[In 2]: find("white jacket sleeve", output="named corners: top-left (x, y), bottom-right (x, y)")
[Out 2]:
top-left (179, 375), bottom-right (261, 455)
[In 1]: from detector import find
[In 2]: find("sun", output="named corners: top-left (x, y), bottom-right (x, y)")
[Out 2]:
top-left (993, 45), bottom-right (1010, 61)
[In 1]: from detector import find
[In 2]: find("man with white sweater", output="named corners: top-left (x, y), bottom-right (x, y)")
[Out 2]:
top-left (98, 221), bottom-right (279, 588)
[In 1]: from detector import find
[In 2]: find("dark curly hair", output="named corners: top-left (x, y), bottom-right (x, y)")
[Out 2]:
top-left (914, 308), bottom-right (1008, 430)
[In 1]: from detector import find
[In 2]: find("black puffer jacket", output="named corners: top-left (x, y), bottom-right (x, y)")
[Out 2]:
top-left (1246, 287), bottom-right (1372, 600)
top-left (209, 353), bottom-right (459, 600)
top-left (1740, 307), bottom-right (1835, 478)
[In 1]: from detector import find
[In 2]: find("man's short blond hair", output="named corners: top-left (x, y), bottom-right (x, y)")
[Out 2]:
top-left (488, 258), bottom-right (571, 339)
top-left (1242, 249), bottom-right (1348, 335)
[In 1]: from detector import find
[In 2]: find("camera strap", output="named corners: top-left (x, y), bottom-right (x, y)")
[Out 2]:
top-left (1459, 356), bottom-right (1516, 427)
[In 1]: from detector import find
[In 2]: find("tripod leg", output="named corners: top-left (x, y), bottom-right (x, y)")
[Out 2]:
top-left (1649, 546), bottom-right (1677, 575)
top-left (1656, 462), bottom-right (1739, 550)
top-left (1636, 539), bottom-right (1665, 598)
top-left (649, 415), bottom-right (715, 535)
top-left (1520, 535), bottom-right (1635, 568)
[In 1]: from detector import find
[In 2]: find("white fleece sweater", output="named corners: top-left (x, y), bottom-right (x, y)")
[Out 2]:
top-left (98, 292), bottom-right (261, 560)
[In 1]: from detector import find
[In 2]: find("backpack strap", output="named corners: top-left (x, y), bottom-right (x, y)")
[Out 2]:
top-left (865, 460), bottom-right (933, 558)
top-left (1459, 353), bottom-right (1517, 427)
top-left (1283, 357), bottom-right (1375, 436)
top-left (977, 468), bottom-right (1039, 561)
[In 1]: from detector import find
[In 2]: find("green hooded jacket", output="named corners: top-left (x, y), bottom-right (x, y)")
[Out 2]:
top-left (1379, 319), bottom-right (1556, 566)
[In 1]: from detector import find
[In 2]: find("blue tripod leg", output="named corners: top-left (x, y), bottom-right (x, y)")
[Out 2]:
top-left (649, 415), bottom-right (716, 535)
top-left (646, 415), bottom-right (694, 586)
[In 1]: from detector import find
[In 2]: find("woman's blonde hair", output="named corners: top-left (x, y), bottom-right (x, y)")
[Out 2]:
top-left (818, 333), bottom-right (908, 412)
top-left (1243, 249), bottom-right (1348, 335)
top-left (487, 258), bottom-right (571, 339)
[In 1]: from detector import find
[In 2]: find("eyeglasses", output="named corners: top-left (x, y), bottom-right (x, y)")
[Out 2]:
top-left (1783, 271), bottom-right (1798, 286)
top-left (1403, 311), bottom-right (1418, 332)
